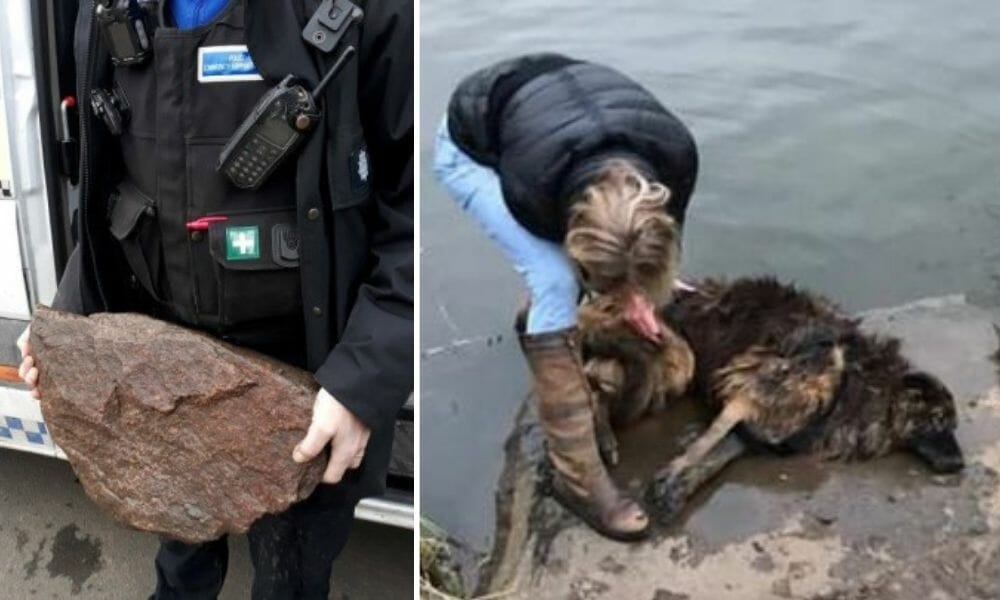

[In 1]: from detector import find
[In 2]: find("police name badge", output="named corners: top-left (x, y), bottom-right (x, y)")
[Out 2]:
top-left (197, 45), bottom-right (263, 83)
top-left (226, 225), bottom-right (260, 260)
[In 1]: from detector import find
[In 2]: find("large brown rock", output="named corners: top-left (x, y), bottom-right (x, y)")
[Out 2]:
top-left (30, 307), bottom-right (325, 543)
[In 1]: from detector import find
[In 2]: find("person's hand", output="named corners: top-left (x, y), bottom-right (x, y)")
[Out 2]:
top-left (292, 388), bottom-right (371, 484)
top-left (16, 326), bottom-right (40, 399)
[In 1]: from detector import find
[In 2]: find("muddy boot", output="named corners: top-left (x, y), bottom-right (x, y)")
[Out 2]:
top-left (515, 308), bottom-right (619, 465)
top-left (519, 327), bottom-right (650, 541)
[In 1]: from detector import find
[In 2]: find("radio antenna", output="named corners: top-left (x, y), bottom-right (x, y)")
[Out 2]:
top-left (311, 45), bottom-right (357, 100)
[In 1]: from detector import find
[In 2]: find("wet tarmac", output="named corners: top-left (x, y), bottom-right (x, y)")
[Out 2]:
top-left (0, 450), bottom-right (413, 599)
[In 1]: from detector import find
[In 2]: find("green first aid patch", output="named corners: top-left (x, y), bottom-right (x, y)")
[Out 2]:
top-left (226, 226), bottom-right (260, 260)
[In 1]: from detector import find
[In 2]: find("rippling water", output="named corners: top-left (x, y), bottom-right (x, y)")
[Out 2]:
top-left (420, 0), bottom-right (1000, 556)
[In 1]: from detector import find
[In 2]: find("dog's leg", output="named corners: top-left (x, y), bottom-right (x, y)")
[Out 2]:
top-left (581, 319), bottom-right (656, 426)
top-left (585, 358), bottom-right (623, 466)
top-left (648, 398), bottom-right (752, 521)
top-left (658, 327), bottom-right (695, 399)
top-left (648, 432), bottom-right (747, 521)
top-left (611, 354), bottom-right (654, 425)
top-left (664, 399), bottom-right (751, 476)
top-left (594, 391), bottom-right (619, 466)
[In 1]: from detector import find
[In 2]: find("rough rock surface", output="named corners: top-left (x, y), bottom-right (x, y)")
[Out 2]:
top-left (30, 307), bottom-right (325, 543)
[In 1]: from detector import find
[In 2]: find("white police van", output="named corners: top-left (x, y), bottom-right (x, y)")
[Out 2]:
top-left (0, 0), bottom-right (413, 530)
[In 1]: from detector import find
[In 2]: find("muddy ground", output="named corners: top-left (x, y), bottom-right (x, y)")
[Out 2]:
top-left (448, 295), bottom-right (1000, 600)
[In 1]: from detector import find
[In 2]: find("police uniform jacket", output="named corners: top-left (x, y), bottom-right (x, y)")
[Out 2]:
top-left (53, 0), bottom-right (413, 502)
top-left (447, 53), bottom-right (699, 242)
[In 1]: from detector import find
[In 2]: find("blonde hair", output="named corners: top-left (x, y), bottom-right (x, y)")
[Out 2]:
top-left (565, 161), bottom-right (680, 304)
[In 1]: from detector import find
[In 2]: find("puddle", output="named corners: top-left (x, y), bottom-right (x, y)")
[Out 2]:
top-left (45, 524), bottom-right (103, 595)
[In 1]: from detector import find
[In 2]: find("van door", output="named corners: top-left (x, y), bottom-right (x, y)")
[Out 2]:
top-left (0, 0), bottom-right (79, 457)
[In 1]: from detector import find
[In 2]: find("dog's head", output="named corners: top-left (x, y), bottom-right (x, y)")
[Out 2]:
top-left (898, 371), bottom-right (964, 473)
top-left (565, 161), bottom-right (680, 305)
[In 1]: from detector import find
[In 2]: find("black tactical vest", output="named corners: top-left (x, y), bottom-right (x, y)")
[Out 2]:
top-left (107, 1), bottom-right (304, 338)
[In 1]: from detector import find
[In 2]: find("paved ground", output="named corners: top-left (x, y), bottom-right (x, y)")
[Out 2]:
top-left (471, 296), bottom-right (1000, 600)
top-left (0, 449), bottom-right (413, 599)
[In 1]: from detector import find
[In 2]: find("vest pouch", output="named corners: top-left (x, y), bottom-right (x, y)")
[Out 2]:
top-left (205, 209), bottom-right (302, 328)
top-left (107, 181), bottom-right (165, 302)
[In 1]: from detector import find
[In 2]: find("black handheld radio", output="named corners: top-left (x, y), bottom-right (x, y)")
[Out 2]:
top-left (95, 0), bottom-right (158, 67)
top-left (216, 42), bottom-right (359, 190)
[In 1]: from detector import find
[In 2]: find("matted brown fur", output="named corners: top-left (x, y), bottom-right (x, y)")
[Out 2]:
top-left (565, 162), bottom-right (680, 304)
top-left (578, 294), bottom-right (694, 465)
top-left (644, 277), bottom-right (964, 520)
top-left (579, 295), bottom-right (694, 424)
top-left (710, 336), bottom-right (845, 446)
top-left (664, 278), bottom-right (960, 461)
top-left (578, 276), bottom-right (965, 519)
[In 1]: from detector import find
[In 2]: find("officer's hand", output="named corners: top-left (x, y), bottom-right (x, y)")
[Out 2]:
top-left (292, 388), bottom-right (371, 484)
top-left (16, 325), bottom-right (40, 400)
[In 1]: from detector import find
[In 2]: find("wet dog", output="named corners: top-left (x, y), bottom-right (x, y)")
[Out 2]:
top-left (579, 277), bottom-right (965, 520)
top-left (579, 294), bottom-right (694, 464)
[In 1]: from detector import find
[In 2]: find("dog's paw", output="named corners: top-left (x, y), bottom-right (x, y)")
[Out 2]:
top-left (647, 465), bottom-right (690, 522)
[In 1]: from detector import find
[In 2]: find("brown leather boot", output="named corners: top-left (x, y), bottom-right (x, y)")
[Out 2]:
top-left (519, 327), bottom-right (650, 541)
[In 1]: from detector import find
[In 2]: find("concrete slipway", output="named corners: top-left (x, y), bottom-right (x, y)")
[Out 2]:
top-left (445, 295), bottom-right (1000, 600)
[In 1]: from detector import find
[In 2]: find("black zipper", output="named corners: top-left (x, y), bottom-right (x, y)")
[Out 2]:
top-left (78, 1), bottom-right (108, 307)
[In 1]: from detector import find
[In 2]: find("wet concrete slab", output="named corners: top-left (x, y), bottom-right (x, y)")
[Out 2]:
top-left (472, 295), bottom-right (1000, 599)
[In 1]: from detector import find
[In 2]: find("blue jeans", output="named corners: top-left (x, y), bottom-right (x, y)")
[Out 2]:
top-left (433, 121), bottom-right (579, 334)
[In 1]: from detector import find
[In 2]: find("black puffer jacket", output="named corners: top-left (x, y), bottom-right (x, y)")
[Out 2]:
top-left (447, 53), bottom-right (699, 242)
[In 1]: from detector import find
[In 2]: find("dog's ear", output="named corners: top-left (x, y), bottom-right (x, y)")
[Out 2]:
top-left (902, 371), bottom-right (951, 398)
top-left (660, 302), bottom-right (684, 328)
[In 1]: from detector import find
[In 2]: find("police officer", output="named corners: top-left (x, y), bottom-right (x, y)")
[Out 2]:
top-left (17, 0), bottom-right (413, 597)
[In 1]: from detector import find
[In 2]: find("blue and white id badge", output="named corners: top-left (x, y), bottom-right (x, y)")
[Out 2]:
top-left (197, 45), bottom-right (264, 83)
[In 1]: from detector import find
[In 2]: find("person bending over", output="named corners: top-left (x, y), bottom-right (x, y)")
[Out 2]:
top-left (434, 53), bottom-right (698, 540)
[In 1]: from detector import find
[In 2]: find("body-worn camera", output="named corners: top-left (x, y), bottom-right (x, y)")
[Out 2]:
top-left (216, 76), bottom-right (321, 191)
top-left (91, 84), bottom-right (131, 136)
top-left (95, 0), bottom-right (158, 67)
